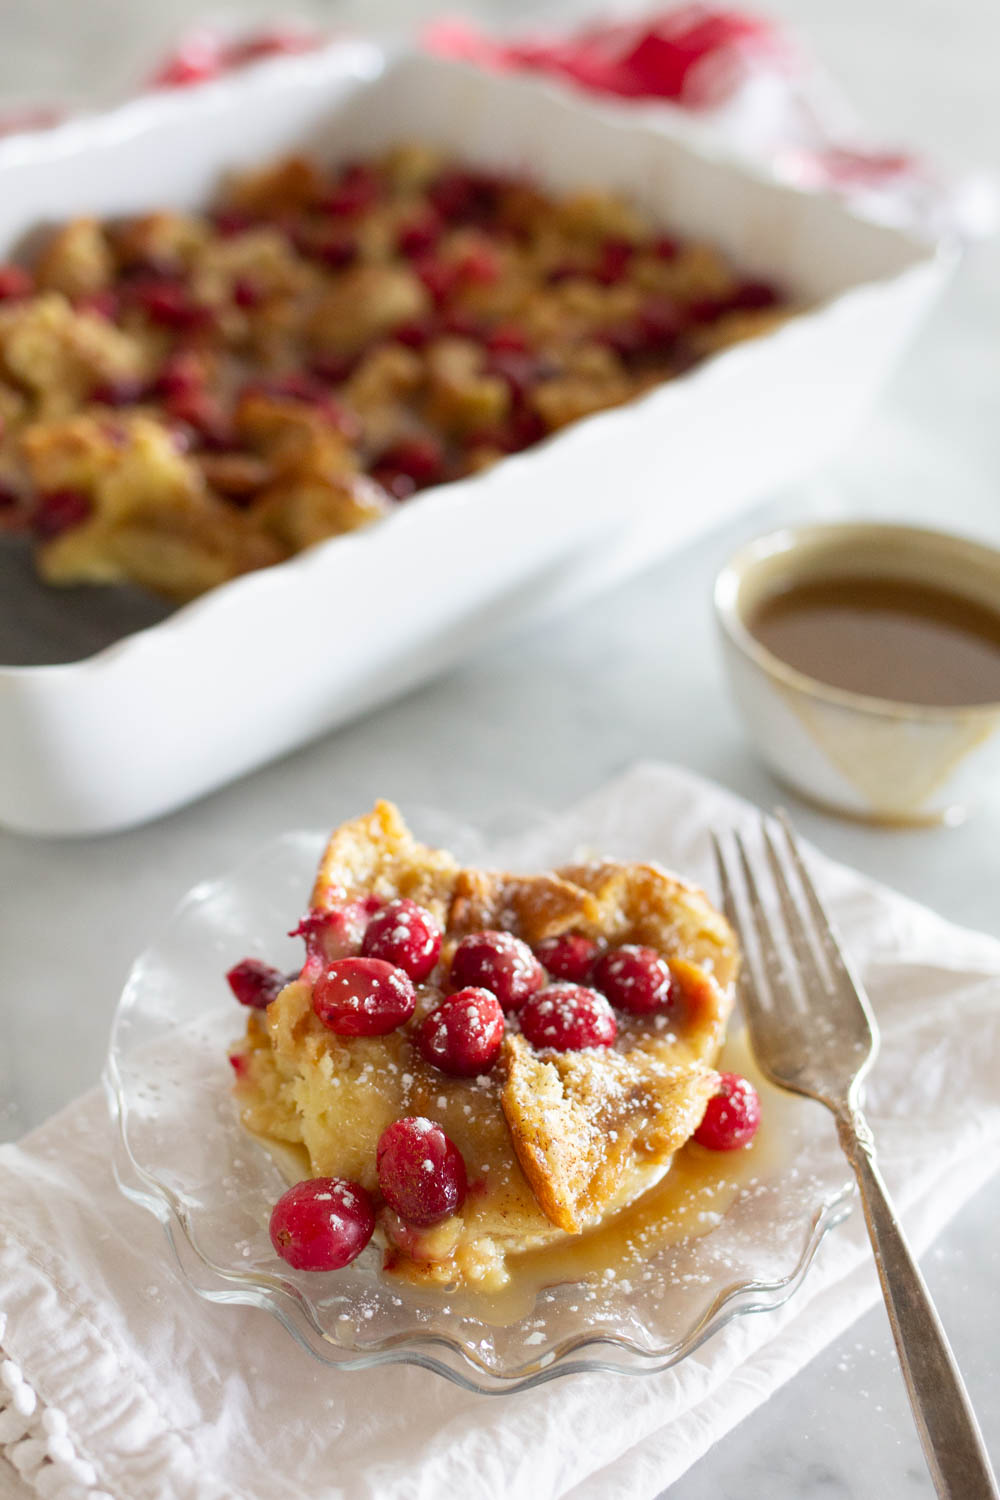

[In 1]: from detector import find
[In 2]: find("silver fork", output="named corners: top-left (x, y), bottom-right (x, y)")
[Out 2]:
top-left (712, 813), bottom-right (998, 1500)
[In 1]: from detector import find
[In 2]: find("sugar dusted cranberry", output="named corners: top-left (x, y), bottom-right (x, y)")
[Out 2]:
top-left (591, 944), bottom-right (674, 1014)
top-left (595, 237), bottom-right (634, 285)
top-left (653, 234), bottom-right (679, 261)
top-left (226, 957), bottom-right (288, 1009)
top-left (362, 897), bottom-right (442, 981)
top-left (694, 1073), bottom-right (761, 1151)
top-left (269, 1177), bottom-right (375, 1270)
top-left (519, 984), bottom-right (617, 1051)
top-left (0, 264), bottom-right (33, 301)
top-left (33, 489), bottom-right (92, 540)
top-left (397, 214), bottom-right (441, 259)
top-left (417, 988), bottom-right (505, 1077)
top-left (291, 900), bottom-right (378, 977)
top-left (534, 934), bottom-right (601, 984)
top-left (727, 278), bottom-right (780, 312)
top-left (90, 376), bottom-right (148, 407)
top-left (485, 349), bottom-right (546, 403)
top-left (450, 930), bottom-right (544, 1012)
top-left (312, 956), bottom-right (415, 1036)
top-left (376, 1117), bottom-right (467, 1226)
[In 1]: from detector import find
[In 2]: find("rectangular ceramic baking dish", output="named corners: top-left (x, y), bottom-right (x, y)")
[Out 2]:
top-left (0, 42), bottom-right (951, 836)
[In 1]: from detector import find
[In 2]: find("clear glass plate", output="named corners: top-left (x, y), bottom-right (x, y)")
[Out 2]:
top-left (105, 823), bottom-right (854, 1394)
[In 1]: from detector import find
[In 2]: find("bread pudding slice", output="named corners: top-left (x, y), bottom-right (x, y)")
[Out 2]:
top-left (230, 801), bottom-right (738, 1290)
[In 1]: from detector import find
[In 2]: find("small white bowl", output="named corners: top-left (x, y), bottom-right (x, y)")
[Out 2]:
top-left (714, 522), bottom-right (1000, 825)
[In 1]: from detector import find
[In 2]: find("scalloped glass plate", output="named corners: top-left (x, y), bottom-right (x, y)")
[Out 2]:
top-left (105, 820), bottom-right (854, 1394)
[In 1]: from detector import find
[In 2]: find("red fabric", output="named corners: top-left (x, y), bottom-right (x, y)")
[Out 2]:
top-left (423, 7), bottom-right (787, 108)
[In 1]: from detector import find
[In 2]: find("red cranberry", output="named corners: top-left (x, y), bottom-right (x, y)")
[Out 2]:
top-left (694, 1073), bottom-right (761, 1150)
top-left (228, 1050), bottom-right (248, 1078)
top-left (376, 1117), bottom-right (467, 1226)
top-left (32, 489), bottom-right (92, 540)
top-left (90, 376), bottom-right (148, 407)
top-left (361, 896), bottom-right (442, 982)
top-left (374, 437), bottom-right (445, 489)
top-left (212, 208), bottom-right (256, 238)
top-left (372, 467), bottom-right (417, 501)
top-left (727, 278), bottom-right (780, 312)
top-left (519, 984), bottom-right (617, 1051)
top-left (591, 945), bottom-right (674, 1014)
top-left (598, 321), bottom-right (647, 361)
top-left (74, 290), bottom-right (119, 320)
top-left (308, 351), bottom-right (357, 384)
top-left (269, 1177), bottom-right (375, 1270)
top-left (534, 934), bottom-right (601, 984)
top-left (155, 350), bottom-right (204, 399)
top-left (595, 237), bottom-right (634, 285)
top-left (653, 234), bottom-right (679, 261)
top-left (687, 296), bottom-right (725, 325)
top-left (485, 324), bottom-right (528, 354)
top-left (450, 930), bottom-right (544, 1012)
top-left (315, 233), bottom-right (358, 271)
top-left (226, 957), bottom-right (288, 1009)
top-left (132, 277), bottom-right (211, 331)
top-left (397, 214), bottom-right (441, 259)
top-left (166, 390), bottom-right (233, 450)
top-left (415, 255), bottom-right (459, 307)
top-left (457, 244), bottom-right (500, 286)
top-left (639, 295), bottom-right (684, 346)
top-left (428, 169), bottom-right (500, 225)
top-left (417, 988), bottom-right (505, 1077)
top-left (438, 310), bottom-right (482, 340)
top-left (546, 262), bottom-right (587, 286)
top-left (393, 318), bottom-right (435, 350)
top-left (485, 350), bottom-right (547, 402)
top-left (312, 957), bottom-right (415, 1036)
top-left (0, 264), bottom-right (33, 301)
top-left (232, 276), bottom-right (264, 309)
top-left (321, 164), bottom-right (378, 218)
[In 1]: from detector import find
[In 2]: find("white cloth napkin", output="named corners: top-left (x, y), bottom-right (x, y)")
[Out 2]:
top-left (2, 763), bottom-right (1000, 1500)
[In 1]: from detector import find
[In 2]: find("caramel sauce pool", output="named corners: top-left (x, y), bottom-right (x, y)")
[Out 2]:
top-left (748, 576), bottom-right (1000, 707)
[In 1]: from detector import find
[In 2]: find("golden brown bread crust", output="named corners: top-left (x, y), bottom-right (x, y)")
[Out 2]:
top-left (234, 801), bottom-right (738, 1288)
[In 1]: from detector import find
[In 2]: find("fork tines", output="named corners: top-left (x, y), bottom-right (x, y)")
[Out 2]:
top-left (710, 813), bottom-right (878, 1104)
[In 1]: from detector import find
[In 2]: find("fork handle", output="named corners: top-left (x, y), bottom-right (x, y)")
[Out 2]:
top-left (836, 1108), bottom-right (998, 1500)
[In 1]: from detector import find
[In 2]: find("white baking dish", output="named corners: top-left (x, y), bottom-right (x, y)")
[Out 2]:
top-left (0, 42), bottom-right (951, 836)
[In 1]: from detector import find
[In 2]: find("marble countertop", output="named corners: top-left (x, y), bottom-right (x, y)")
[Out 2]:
top-left (1, 2), bottom-right (998, 1496)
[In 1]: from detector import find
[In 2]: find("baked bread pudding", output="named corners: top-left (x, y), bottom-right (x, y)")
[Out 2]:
top-left (228, 802), bottom-right (758, 1291)
top-left (0, 145), bottom-right (790, 603)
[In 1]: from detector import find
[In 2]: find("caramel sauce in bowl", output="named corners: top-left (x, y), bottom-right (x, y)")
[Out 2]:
top-left (714, 522), bottom-right (1000, 825)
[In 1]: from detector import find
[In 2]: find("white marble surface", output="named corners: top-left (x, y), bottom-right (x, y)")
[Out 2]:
top-left (1, 2), bottom-right (998, 1497)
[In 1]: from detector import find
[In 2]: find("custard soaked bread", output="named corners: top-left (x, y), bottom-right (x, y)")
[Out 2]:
top-left (229, 801), bottom-right (739, 1289)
